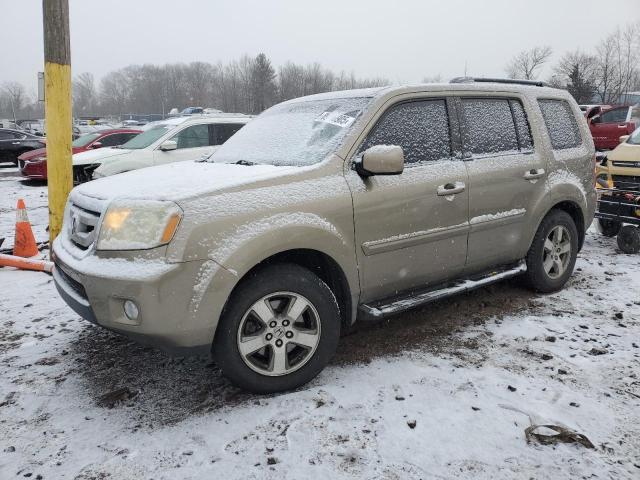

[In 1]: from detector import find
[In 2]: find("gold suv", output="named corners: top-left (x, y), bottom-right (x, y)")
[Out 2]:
top-left (52, 79), bottom-right (596, 393)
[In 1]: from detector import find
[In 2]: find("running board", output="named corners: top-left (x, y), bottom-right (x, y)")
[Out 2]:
top-left (359, 261), bottom-right (527, 319)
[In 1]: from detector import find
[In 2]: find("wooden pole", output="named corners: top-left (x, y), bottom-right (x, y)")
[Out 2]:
top-left (43, 0), bottom-right (72, 247)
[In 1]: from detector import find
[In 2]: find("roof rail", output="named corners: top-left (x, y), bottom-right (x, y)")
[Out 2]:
top-left (450, 77), bottom-right (547, 87)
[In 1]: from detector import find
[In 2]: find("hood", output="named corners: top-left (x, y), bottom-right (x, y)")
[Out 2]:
top-left (609, 142), bottom-right (640, 162)
top-left (20, 146), bottom-right (85, 161)
top-left (73, 161), bottom-right (299, 203)
top-left (18, 147), bottom-right (47, 161)
top-left (73, 147), bottom-right (132, 166)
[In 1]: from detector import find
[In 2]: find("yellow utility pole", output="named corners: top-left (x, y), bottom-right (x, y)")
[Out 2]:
top-left (43, 0), bottom-right (72, 247)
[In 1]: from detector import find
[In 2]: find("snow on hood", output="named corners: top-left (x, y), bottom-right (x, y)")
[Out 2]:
top-left (73, 147), bottom-right (131, 166)
top-left (73, 161), bottom-right (299, 203)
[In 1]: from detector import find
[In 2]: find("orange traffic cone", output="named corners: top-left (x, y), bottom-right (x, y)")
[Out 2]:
top-left (13, 199), bottom-right (39, 258)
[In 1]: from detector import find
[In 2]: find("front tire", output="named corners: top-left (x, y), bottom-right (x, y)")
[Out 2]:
top-left (525, 210), bottom-right (578, 293)
top-left (213, 263), bottom-right (341, 393)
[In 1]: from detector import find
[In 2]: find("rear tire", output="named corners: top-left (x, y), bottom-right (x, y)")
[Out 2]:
top-left (596, 218), bottom-right (622, 238)
top-left (213, 263), bottom-right (341, 393)
top-left (617, 226), bottom-right (640, 254)
top-left (524, 210), bottom-right (578, 293)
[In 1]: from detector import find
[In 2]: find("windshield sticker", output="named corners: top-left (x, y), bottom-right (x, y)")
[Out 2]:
top-left (315, 110), bottom-right (357, 128)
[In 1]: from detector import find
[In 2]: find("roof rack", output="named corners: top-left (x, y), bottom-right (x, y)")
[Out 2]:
top-left (450, 77), bottom-right (547, 87)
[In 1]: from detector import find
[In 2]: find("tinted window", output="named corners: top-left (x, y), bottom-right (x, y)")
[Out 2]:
top-left (99, 133), bottom-right (126, 147)
top-left (538, 99), bottom-right (582, 150)
top-left (600, 107), bottom-right (629, 123)
top-left (171, 124), bottom-right (210, 149)
top-left (213, 123), bottom-right (244, 145)
top-left (361, 100), bottom-right (451, 164)
top-left (461, 98), bottom-right (518, 155)
top-left (510, 100), bottom-right (533, 151)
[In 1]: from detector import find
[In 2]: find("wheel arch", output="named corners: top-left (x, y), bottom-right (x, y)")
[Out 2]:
top-left (222, 248), bottom-right (354, 331)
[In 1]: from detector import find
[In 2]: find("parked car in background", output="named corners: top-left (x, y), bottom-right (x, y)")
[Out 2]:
top-left (181, 107), bottom-right (204, 115)
top-left (72, 115), bottom-right (250, 182)
top-left (18, 128), bottom-right (141, 180)
top-left (0, 129), bottom-right (46, 165)
top-left (52, 79), bottom-right (596, 393)
top-left (597, 126), bottom-right (640, 191)
top-left (588, 105), bottom-right (636, 150)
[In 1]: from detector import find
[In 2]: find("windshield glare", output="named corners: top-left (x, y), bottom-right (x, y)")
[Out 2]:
top-left (72, 132), bottom-right (101, 148)
top-left (120, 124), bottom-right (172, 149)
top-left (212, 97), bottom-right (371, 166)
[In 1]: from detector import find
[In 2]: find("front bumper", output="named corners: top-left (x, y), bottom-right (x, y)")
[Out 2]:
top-left (52, 239), bottom-right (227, 356)
top-left (19, 159), bottom-right (47, 179)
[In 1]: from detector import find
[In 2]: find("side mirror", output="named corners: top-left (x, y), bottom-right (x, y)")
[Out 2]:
top-left (590, 115), bottom-right (601, 124)
top-left (90, 141), bottom-right (103, 149)
top-left (355, 145), bottom-right (405, 177)
top-left (159, 140), bottom-right (177, 151)
top-left (619, 135), bottom-right (630, 144)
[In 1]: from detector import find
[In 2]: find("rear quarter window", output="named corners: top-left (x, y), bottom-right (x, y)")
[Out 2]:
top-left (538, 99), bottom-right (582, 150)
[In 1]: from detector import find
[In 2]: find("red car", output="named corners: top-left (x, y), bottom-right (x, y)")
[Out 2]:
top-left (18, 128), bottom-right (142, 180)
top-left (587, 105), bottom-right (636, 151)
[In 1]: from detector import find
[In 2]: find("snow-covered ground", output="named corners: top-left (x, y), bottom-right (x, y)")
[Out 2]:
top-left (0, 166), bottom-right (639, 479)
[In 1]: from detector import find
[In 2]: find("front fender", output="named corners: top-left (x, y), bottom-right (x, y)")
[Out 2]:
top-left (183, 213), bottom-right (359, 337)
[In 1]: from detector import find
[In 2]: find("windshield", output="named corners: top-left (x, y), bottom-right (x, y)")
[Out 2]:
top-left (119, 124), bottom-right (172, 149)
top-left (72, 132), bottom-right (101, 148)
top-left (628, 127), bottom-right (640, 145)
top-left (212, 97), bottom-right (372, 166)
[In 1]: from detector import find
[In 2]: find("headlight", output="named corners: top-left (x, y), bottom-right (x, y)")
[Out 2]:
top-left (96, 199), bottom-right (182, 251)
top-left (29, 156), bottom-right (46, 163)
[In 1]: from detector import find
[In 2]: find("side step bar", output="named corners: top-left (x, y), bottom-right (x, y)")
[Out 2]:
top-left (359, 261), bottom-right (527, 319)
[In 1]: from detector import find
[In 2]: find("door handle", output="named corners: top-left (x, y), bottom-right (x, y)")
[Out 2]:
top-left (618, 125), bottom-right (628, 128)
top-left (523, 168), bottom-right (545, 180)
top-left (11, 142), bottom-right (20, 145)
top-left (437, 182), bottom-right (465, 196)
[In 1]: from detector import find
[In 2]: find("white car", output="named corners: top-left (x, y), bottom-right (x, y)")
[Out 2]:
top-left (72, 115), bottom-right (251, 182)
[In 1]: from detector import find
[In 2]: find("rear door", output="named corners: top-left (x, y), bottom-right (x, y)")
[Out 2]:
top-left (346, 97), bottom-right (469, 302)
top-left (590, 106), bottom-right (633, 150)
top-left (459, 96), bottom-right (545, 273)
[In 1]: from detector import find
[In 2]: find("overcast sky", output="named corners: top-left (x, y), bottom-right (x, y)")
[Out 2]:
top-left (2, 0), bottom-right (639, 95)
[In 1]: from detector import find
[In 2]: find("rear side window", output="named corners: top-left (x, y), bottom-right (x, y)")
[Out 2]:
top-left (213, 123), bottom-right (244, 145)
top-left (538, 99), bottom-right (582, 150)
top-left (461, 98), bottom-right (519, 155)
top-left (361, 100), bottom-right (452, 164)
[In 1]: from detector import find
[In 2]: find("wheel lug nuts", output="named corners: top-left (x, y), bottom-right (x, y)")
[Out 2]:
top-left (265, 333), bottom-right (273, 341)
top-left (285, 331), bottom-right (293, 339)
top-left (282, 319), bottom-right (290, 327)
top-left (275, 339), bottom-right (283, 347)
top-left (269, 321), bottom-right (277, 328)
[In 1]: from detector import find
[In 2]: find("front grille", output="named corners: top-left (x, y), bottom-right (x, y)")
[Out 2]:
top-left (612, 175), bottom-right (640, 192)
top-left (68, 203), bottom-right (101, 250)
top-left (55, 263), bottom-right (88, 300)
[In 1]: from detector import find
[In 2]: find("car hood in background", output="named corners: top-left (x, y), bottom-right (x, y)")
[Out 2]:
top-left (608, 142), bottom-right (640, 162)
top-left (73, 147), bottom-right (132, 166)
top-left (72, 161), bottom-right (300, 203)
top-left (19, 146), bottom-right (85, 161)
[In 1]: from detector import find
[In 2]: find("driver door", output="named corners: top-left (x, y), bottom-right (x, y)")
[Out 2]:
top-left (345, 97), bottom-right (469, 303)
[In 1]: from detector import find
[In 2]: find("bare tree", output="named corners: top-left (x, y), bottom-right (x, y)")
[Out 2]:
top-left (1, 81), bottom-right (26, 120)
top-left (551, 50), bottom-right (598, 103)
top-left (505, 46), bottom-right (553, 80)
top-left (72, 72), bottom-right (97, 115)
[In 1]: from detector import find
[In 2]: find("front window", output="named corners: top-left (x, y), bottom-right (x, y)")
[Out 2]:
top-left (627, 127), bottom-right (640, 145)
top-left (212, 97), bottom-right (372, 166)
top-left (72, 133), bottom-right (101, 148)
top-left (119, 124), bottom-right (173, 150)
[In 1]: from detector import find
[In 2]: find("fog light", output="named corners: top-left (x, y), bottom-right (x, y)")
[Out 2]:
top-left (123, 300), bottom-right (139, 320)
